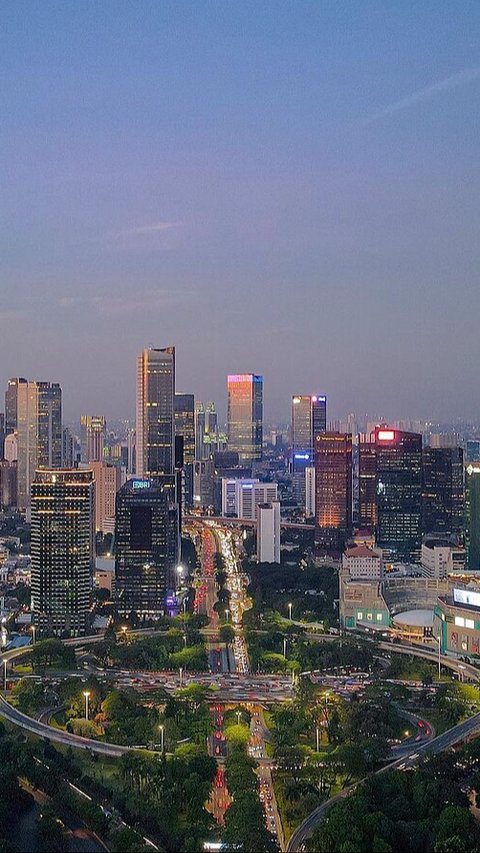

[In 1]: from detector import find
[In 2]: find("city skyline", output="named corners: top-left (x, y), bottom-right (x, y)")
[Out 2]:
top-left (1, 2), bottom-right (480, 423)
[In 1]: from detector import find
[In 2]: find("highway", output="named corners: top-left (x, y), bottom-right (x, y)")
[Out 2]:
top-left (0, 693), bottom-right (135, 757)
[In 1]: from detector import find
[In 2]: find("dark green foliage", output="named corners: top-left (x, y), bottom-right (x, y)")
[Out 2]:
top-left (306, 752), bottom-right (480, 853)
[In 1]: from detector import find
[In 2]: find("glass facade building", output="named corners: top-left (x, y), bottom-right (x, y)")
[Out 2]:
top-left (227, 374), bottom-right (263, 462)
top-left (31, 469), bottom-right (95, 636)
top-left (314, 432), bottom-right (352, 551)
top-left (115, 477), bottom-right (179, 617)
top-left (375, 428), bottom-right (423, 562)
top-left (136, 347), bottom-right (175, 478)
top-left (422, 447), bottom-right (464, 536)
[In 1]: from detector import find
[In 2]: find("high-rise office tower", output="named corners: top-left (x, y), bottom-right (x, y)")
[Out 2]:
top-left (195, 402), bottom-right (206, 459)
top-left (358, 433), bottom-right (378, 531)
top-left (291, 394), bottom-right (327, 503)
top-left (227, 374), bottom-right (263, 462)
top-left (115, 477), bottom-right (179, 617)
top-left (422, 447), bottom-right (464, 536)
top-left (375, 428), bottom-right (422, 562)
top-left (62, 427), bottom-right (75, 467)
top-left (31, 469), bottom-right (95, 636)
top-left (37, 382), bottom-right (62, 468)
top-left (466, 465), bottom-right (480, 569)
top-left (90, 461), bottom-right (124, 534)
top-left (5, 378), bottom-right (21, 436)
top-left (10, 379), bottom-right (62, 513)
top-left (0, 414), bottom-right (4, 461)
top-left (80, 415), bottom-right (107, 462)
top-left (174, 393), bottom-right (195, 506)
top-left (314, 432), bottom-right (352, 552)
top-left (136, 347), bottom-right (175, 478)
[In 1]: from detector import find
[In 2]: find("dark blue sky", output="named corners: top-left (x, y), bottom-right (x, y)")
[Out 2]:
top-left (1, 1), bottom-right (479, 424)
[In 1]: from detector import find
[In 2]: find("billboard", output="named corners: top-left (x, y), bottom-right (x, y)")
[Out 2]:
top-left (453, 588), bottom-right (480, 609)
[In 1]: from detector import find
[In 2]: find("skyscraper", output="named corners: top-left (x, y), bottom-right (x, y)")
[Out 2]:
top-left (10, 378), bottom-right (62, 513)
top-left (115, 477), bottom-right (179, 617)
top-left (422, 447), bottom-right (464, 536)
top-left (31, 469), bottom-right (95, 636)
top-left (136, 347), bottom-right (175, 478)
top-left (195, 402), bottom-right (206, 459)
top-left (291, 394), bottom-right (327, 503)
top-left (80, 415), bottom-right (107, 462)
top-left (466, 465), bottom-right (480, 570)
top-left (375, 428), bottom-right (422, 562)
top-left (5, 378), bottom-right (21, 436)
top-left (174, 393), bottom-right (195, 506)
top-left (90, 460), bottom-right (124, 534)
top-left (227, 374), bottom-right (263, 462)
top-left (314, 432), bottom-right (352, 552)
top-left (358, 433), bottom-right (378, 531)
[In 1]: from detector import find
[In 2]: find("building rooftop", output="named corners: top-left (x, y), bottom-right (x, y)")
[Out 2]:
top-left (345, 545), bottom-right (379, 559)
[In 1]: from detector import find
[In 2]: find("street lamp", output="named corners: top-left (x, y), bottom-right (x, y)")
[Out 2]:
top-left (458, 664), bottom-right (466, 683)
top-left (179, 666), bottom-right (183, 687)
top-left (159, 724), bottom-right (165, 755)
top-left (3, 660), bottom-right (7, 695)
top-left (83, 691), bottom-right (90, 721)
top-left (316, 725), bottom-right (320, 752)
top-left (225, 609), bottom-right (230, 623)
top-left (176, 565), bottom-right (184, 591)
top-left (183, 633), bottom-right (187, 649)
top-left (288, 602), bottom-right (293, 621)
top-left (31, 625), bottom-right (36, 646)
top-left (236, 710), bottom-right (241, 726)
top-left (283, 638), bottom-right (287, 658)
top-left (121, 625), bottom-right (128, 642)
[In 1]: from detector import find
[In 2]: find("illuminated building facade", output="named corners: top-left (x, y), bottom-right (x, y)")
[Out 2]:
top-left (80, 415), bottom-right (107, 462)
top-left (375, 428), bottom-right (422, 562)
top-left (7, 378), bottom-right (62, 514)
top-left (422, 447), bottom-right (464, 536)
top-left (31, 469), bottom-right (95, 636)
top-left (358, 433), bottom-right (378, 531)
top-left (314, 432), bottom-right (352, 552)
top-left (136, 347), bottom-right (175, 478)
top-left (174, 393), bottom-right (195, 506)
top-left (466, 465), bottom-right (480, 569)
top-left (90, 460), bottom-right (124, 533)
top-left (227, 374), bottom-right (263, 462)
top-left (115, 477), bottom-right (179, 617)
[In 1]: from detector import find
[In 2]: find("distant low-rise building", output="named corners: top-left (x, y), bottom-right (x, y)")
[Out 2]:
top-left (421, 537), bottom-right (465, 579)
top-left (342, 544), bottom-right (383, 581)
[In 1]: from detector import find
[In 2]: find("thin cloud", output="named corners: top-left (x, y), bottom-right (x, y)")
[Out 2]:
top-left (93, 288), bottom-right (194, 316)
top-left (109, 221), bottom-right (182, 240)
top-left (363, 66), bottom-right (480, 125)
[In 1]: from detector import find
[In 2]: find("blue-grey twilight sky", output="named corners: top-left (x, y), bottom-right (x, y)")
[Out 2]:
top-left (1, 1), bottom-right (479, 425)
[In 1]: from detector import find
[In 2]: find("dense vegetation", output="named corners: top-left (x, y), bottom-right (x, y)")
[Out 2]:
top-left (306, 746), bottom-right (480, 852)
top-left (246, 615), bottom-right (375, 675)
top-left (223, 746), bottom-right (278, 851)
top-left (246, 562), bottom-right (338, 625)
top-left (92, 619), bottom-right (209, 673)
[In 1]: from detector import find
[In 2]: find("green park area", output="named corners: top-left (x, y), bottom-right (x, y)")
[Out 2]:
top-left (305, 744), bottom-right (480, 853)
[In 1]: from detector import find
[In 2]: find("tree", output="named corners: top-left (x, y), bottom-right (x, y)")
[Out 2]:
top-left (219, 624), bottom-right (235, 646)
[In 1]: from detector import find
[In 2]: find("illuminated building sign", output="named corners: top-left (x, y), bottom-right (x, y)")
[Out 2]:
top-left (453, 588), bottom-right (480, 609)
top-left (132, 479), bottom-right (151, 490)
top-left (377, 430), bottom-right (395, 441)
top-left (295, 453), bottom-right (310, 460)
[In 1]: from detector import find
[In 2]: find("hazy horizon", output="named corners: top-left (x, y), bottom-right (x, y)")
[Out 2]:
top-left (2, 1), bottom-right (479, 424)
